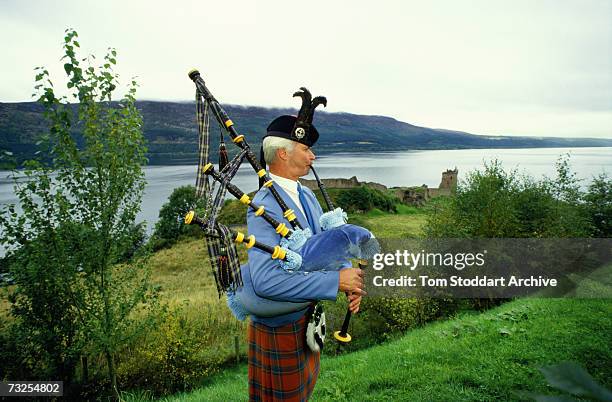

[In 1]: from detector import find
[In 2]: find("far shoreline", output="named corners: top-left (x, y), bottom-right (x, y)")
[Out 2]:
top-left (1, 146), bottom-right (611, 172)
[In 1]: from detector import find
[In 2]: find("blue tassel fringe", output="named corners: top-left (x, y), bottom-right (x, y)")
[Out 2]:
top-left (280, 227), bottom-right (312, 251)
top-left (319, 208), bottom-right (348, 230)
top-left (226, 290), bottom-right (249, 321)
top-left (279, 248), bottom-right (303, 272)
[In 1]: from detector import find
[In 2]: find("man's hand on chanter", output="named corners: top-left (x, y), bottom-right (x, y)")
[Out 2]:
top-left (338, 268), bottom-right (366, 296)
top-left (347, 293), bottom-right (362, 314)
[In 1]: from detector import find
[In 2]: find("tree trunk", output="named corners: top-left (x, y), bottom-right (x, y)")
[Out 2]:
top-left (81, 355), bottom-right (89, 383)
top-left (105, 350), bottom-right (119, 400)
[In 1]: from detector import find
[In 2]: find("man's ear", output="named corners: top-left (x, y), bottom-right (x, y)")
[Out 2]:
top-left (276, 148), bottom-right (288, 161)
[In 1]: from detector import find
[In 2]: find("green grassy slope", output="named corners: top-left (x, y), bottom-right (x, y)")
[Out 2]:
top-left (125, 297), bottom-right (611, 402)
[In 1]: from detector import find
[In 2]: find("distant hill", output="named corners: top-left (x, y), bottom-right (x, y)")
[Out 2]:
top-left (1, 101), bottom-right (611, 167)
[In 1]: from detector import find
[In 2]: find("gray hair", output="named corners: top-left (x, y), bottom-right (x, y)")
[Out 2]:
top-left (262, 136), bottom-right (296, 165)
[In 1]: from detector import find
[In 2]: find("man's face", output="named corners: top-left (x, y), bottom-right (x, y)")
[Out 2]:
top-left (287, 143), bottom-right (315, 178)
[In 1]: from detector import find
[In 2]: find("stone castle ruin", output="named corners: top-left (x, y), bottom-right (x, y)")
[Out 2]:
top-left (301, 168), bottom-right (458, 206)
top-left (398, 168), bottom-right (458, 205)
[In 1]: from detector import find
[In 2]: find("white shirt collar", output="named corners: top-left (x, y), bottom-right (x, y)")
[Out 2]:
top-left (268, 172), bottom-right (299, 195)
top-left (268, 172), bottom-right (306, 216)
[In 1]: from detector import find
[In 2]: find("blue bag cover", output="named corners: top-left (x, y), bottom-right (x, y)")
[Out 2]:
top-left (294, 223), bottom-right (379, 271)
top-left (227, 224), bottom-right (379, 320)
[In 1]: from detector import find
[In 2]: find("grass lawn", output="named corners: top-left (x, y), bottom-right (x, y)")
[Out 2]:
top-left (351, 204), bottom-right (428, 238)
top-left (124, 297), bottom-right (611, 402)
top-left (147, 230), bottom-right (249, 305)
top-left (134, 236), bottom-right (250, 354)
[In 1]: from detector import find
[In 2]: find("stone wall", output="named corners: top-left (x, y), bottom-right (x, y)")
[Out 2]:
top-left (301, 176), bottom-right (388, 192)
top-left (301, 169), bottom-right (458, 206)
top-left (393, 185), bottom-right (428, 206)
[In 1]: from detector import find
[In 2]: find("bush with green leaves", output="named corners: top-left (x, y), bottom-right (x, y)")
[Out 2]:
top-left (116, 305), bottom-right (227, 396)
top-left (319, 294), bottom-right (459, 354)
top-left (361, 297), bottom-right (444, 333)
top-left (218, 198), bottom-right (249, 225)
top-left (0, 29), bottom-right (157, 398)
top-left (583, 173), bottom-right (611, 237)
top-left (424, 156), bottom-right (594, 239)
top-left (151, 185), bottom-right (205, 250)
top-left (421, 156), bottom-right (603, 313)
top-left (336, 185), bottom-right (399, 213)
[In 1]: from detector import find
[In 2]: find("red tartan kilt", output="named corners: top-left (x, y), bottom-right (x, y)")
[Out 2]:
top-left (248, 315), bottom-right (320, 401)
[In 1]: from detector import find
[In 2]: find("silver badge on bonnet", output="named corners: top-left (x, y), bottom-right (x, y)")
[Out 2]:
top-left (294, 127), bottom-right (306, 139)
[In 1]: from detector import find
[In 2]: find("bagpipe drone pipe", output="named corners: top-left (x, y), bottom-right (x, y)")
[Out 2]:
top-left (184, 70), bottom-right (379, 341)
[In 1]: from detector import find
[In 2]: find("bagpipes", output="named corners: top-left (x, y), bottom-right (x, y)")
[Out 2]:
top-left (184, 69), bottom-right (379, 344)
top-left (311, 167), bottom-right (367, 343)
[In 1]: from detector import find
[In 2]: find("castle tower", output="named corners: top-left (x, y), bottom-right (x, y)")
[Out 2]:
top-left (439, 168), bottom-right (458, 193)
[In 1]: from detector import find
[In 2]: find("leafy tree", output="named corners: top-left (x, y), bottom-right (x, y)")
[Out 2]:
top-left (541, 154), bottom-right (592, 237)
top-left (425, 160), bottom-right (519, 238)
top-left (424, 157), bottom-right (593, 239)
top-left (151, 185), bottom-right (205, 249)
top-left (423, 157), bottom-right (597, 311)
top-left (0, 29), bottom-right (155, 398)
top-left (583, 173), bottom-right (612, 237)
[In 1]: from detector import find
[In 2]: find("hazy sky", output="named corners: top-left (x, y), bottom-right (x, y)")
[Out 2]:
top-left (1, 0), bottom-right (611, 138)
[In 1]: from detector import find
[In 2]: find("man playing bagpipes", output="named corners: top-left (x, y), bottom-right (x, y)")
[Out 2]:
top-left (185, 71), bottom-right (376, 401)
top-left (243, 112), bottom-right (366, 401)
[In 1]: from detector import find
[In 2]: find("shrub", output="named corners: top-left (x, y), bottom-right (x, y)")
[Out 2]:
top-left (583, 173), bottom-right (611, 237)
top-left (361, 297), bottom-right (446, 333)
top-left (424, 158), bottom-right (594, 239)
top-left (118, 313), bottom-right (219, 395)
top-left (116, 303), bottom-right (244, 396)
top-left (218, 198), bottom-right (249, 225)
top-left (422, 156), bottom-right (599, 312)
top-left (336, 186), bottom-right (399, 213)
top-left (321, 296), bottom-right (456, 352)
top-left (151, 185), bottom-right (205, 250)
